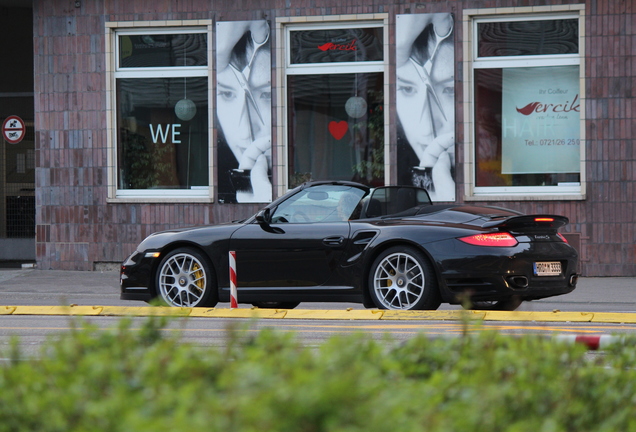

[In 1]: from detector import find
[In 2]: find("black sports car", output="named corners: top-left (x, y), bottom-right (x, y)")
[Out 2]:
top-left (120, 181), bottom-right (578, 311)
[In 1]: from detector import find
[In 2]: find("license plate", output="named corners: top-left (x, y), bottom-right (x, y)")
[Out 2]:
top-left (533, 261), bottom-right (562, 276)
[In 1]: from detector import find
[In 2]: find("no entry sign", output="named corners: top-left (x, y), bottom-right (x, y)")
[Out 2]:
top-left (2, 115), bottom-right (26, 144)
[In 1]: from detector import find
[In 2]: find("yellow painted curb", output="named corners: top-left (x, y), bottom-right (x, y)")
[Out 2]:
top-left (0, 306), bottom-right (16, 315)
top-left (285, 309), bottom-right (384, 320)
top-left (11, 306), bottom-right (103, 316)
top-left (283, 309), bottom-right (384, 320)
top-left (382, 310), bottom-right (486, 320)
top-left (99, 306), bottom-right (191, 316)
top-left (1, 305), bottom-right (636, 324)
top-left (482, 311), bottom-right (594, 322)
top-left (590, 313), bottom-right (636, 324)
top-left (189, 308), bottom-right (287, 319)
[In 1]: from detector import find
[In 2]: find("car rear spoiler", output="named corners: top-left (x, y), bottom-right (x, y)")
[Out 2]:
top-left (482, 215), bottom-right (569, 230)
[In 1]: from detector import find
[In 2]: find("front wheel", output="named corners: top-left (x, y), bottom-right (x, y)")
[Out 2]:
top-left (369, 246), bottom-right (441, 310)
top-left (156, 248), bottom-right (218, 308)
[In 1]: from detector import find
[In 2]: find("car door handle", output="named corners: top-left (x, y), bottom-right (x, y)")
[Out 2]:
top-left (323, 236), bottom-right (344, 246)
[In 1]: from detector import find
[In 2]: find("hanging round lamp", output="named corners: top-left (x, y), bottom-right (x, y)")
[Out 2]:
top-left (175, 98), bottom-right (197, 121)
top-left (345, 96), bottom-right (367, 119)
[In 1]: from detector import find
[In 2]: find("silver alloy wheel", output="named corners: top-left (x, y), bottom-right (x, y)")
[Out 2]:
top-left (158, 252), bottom-right (208, 307)
top-left (372, 252), bottom-right (426, 309)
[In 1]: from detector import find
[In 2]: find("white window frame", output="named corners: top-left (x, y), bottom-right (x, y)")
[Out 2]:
top-left (462, 5), bottom-right (586, 201)
top-left (105, 21), bottom-right (214, 203)
top-left (275, 15), bottom-right (389, 197)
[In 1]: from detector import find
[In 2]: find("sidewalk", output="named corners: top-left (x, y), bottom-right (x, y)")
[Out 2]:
top-left (0, 268), bottom-right (634, 313)
top-left (0, 268), bottom-right (120, 291)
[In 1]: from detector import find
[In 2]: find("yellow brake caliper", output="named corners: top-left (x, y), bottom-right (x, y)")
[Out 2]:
top-left (192, 263), bottom-right (204, 293)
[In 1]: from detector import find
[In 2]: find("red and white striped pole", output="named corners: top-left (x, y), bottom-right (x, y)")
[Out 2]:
top-left (554, 334), bottom-right (622, 350)
top-left (229, 251), bottom-right (238, 308)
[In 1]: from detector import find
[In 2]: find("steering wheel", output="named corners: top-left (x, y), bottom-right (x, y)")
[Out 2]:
top-left (291, 211), bottom-right (311, 223)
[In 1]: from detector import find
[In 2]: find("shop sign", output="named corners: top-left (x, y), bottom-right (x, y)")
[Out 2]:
top-left (501, 66), bottom-right (580, 175)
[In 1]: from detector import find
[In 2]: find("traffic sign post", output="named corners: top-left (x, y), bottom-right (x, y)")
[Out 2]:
top-left (2, 115), bottom-right (26, 144)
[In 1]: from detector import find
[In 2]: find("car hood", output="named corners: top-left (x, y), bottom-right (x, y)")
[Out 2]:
top-left (137, 220), bottom-right (242, 250)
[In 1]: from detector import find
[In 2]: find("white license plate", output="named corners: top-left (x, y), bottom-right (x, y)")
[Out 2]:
top-left (533, 261), bottom-right (562, 276)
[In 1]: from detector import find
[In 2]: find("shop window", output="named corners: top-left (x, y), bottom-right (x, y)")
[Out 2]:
top-left (113, 29), bottom-right (210, 199)
top-left (467, 11), bottom-right (584, 198)
top-left (284, 22), bottom-right (386, 189)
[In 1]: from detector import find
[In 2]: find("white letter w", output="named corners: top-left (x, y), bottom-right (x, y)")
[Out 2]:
top-left (149, 124), bottom-right (170, 143)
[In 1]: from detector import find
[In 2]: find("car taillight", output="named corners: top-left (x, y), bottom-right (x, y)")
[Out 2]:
top-left (459, 232), bottom-right (518, 247)
top-left (558, 233), bottom-right (568, 243)
top-left (534, 217), bottom-right (554, 222)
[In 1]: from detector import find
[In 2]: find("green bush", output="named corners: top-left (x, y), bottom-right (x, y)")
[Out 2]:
top-left (1, 318), bottom-right (636, 432)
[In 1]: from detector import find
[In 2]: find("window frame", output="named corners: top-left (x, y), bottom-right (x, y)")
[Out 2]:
top-left (105, 21), bottom-right (214, 203)
top-left (462, 6), bottom-right (586, 201)
top-left (275, 15), bottom-right (390, 197)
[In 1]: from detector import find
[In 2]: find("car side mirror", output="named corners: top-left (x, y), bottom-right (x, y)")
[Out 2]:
top-left (255, 208), bottom-right (271, 224)
top-left (255, 208), bottom-right (284, 234)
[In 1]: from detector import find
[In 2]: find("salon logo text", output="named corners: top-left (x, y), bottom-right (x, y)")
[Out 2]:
top-left (516, 94), bottom-right (580, 116)
top-left (317, 39), bottom-right (358, 51)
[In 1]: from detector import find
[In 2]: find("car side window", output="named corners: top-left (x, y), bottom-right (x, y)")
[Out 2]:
top-left (270, 185), bottom-right (365, 224)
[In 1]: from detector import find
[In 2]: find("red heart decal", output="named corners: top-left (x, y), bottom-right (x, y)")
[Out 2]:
top-left (329, 121), bottom-right (348, 140)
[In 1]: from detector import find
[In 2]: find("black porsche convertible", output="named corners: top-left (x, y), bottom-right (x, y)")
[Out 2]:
top-left (120, 181), bottom-right (578, 311)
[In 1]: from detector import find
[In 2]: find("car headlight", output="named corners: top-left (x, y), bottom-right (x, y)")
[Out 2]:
top-left (123, 250), bottom-right (161, 267)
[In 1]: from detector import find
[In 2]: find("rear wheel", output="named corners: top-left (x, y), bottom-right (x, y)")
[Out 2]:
top-left (156, 248), bottom-right (218, 308)
top-left (252, 302), bottom-right (300, 309)
top-left (369, 246), bottom-right (441, 310)
top-left (463, 297), bottom-right (522, 311)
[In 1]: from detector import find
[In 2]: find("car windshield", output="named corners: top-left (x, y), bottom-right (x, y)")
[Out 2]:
top-left (270, 185), bottom-right (367, 224)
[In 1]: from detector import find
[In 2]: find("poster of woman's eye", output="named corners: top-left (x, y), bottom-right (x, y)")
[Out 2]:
top-left (216, 20), bottom-right (273, 203)
top-left (396, 13), bottom-right (456, 202)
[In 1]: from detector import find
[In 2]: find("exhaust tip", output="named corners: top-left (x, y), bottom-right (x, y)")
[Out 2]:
top-left (507, 276), bottom-right (529, 289)
top-left (569, 274), bottom-right (579, 287)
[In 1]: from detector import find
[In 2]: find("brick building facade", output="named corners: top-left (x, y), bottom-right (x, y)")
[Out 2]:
top-left (4, 0), bottom-right (633, 274)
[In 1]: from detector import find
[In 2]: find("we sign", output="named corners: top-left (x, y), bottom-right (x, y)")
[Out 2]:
top-left (150, 124), bottom-right (182, 144)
